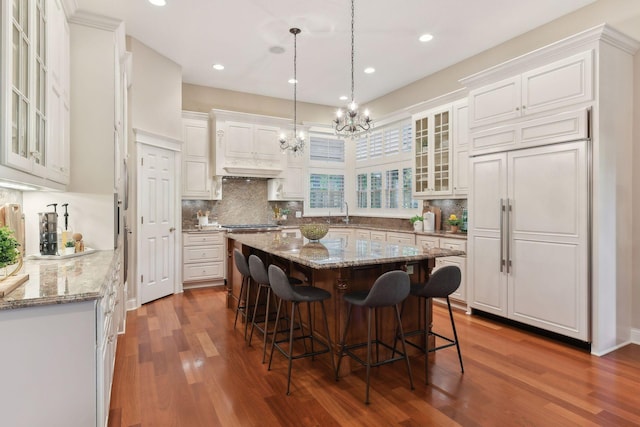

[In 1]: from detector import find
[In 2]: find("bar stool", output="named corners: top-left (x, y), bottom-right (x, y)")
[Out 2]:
top-left (335, 270), bottom-right (414, 404)
top-left (403, 265), bottom-right (464, 384)
top-left (232, 249), bottom-right (252, 340)
top-left (267, 265), bottom-right (335, 395)
top-left (247, 255), bottom-right (304, 363)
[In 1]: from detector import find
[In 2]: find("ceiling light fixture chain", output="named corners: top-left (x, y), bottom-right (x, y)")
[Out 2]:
top-left (280, 27), bottom-right (305, 155)
top-left (333, 0), bottom-right (372, 139)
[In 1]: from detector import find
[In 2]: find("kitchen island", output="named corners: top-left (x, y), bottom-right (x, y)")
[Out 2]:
top-left (226, 231), bottom-right (464, 375)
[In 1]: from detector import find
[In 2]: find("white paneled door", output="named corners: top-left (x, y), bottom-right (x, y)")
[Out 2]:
top-left (139, 144), bottom-right (177, 304)
top-left (469, 140), bottom-right (589, 340)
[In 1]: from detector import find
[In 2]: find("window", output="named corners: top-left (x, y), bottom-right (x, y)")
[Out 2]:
top-left (310, 136), bottom-right (344, 162)
top-left (385, 169), bottom-right (399, 209)
top-left (355, 119), bottom-right (411, 163)
top-left (402, 168), bottom-right (419, 209)
top-left (370, 172), bottom-right (382, 208)
top-left (309, 174), bottom-right (344, 209)
top-left (357, 173), bottom-right (368, 208)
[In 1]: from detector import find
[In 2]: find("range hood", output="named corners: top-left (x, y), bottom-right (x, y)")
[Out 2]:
top-left (222, 166), bottom-right (282, 178)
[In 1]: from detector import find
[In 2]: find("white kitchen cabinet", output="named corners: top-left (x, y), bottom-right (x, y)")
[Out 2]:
top-left (386, 231), bottom-right (415, 245)
top-left (416, 235), bottom-right (467, 302)
top-left (183, 232), bottom-right (226, 287)
top-left (370, 230), bottom-right (387, 242)
top-left (1, 0), bottom-right (47, 177)
top-left (355, 229), bottom-right (371, 240)
top-left (267, 149), bottom-right (305, 200)
top-left (413, 106), bottom-right (452, 197)
top-left (182, 112), bottom-right (221, 200)
top-left (415, 235), bottom-right (440, 250)
top-left (211, 109), bottom-right (290, 178)
top-left (452, 100), bottom-right (469, 196)
top-left (462, 25), bottom-right (640, 352)
top-left (468, 50), bottom-right (593, 128)
top-left (468, 142), bottom-right (588, 340)
top-left (47, 0), bottom-right (71, 185)
top-left (434, 255), bottom-right (466, 302)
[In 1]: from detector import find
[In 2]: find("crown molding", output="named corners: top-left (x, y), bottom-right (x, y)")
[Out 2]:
top-left (67, 9), bottom-right (123, 32)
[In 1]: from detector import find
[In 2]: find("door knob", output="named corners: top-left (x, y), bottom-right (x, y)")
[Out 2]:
top-left (169, 227), bottom-right (176, 232)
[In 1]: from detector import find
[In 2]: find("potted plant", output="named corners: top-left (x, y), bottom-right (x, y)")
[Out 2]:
top-left (447, 214), bottom-right (462, 233)
top-left (410, 214), bottom-right (423, 232)
top-left (0, 226), bottom-right (21, 280)
top-left (64, 240), bottom-right (76, 255)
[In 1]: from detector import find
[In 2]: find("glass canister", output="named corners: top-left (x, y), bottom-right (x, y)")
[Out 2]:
top-left (39, 212), bottom-right (58, 255)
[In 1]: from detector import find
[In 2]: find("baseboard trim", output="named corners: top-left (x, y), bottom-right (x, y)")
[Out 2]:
top-left (631, 327), bottom-right (640, 345)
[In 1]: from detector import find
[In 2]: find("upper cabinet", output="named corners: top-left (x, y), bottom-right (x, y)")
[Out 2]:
top-left (413, 105), bottom-right (452, 197)
top-left (182, 111), bottom-right (221, 200)
top-left (452, 100), bottom-right (469, 197)
top-left (47, 0), bottom-right (71, 185)
top-left (468, 50), bottom-right (593, 129)
top-left (1, 0), bottom-right (69, 188)
top-left (211, 109), bottom-right (289, 178)
top-left (267, 149), bottom-right (305, 201)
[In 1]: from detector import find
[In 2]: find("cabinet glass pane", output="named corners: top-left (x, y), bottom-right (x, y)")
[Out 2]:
top-left (20, 0), bottom-right (29, 32)
top-left (414, 117), bottom-right (430, 192)
top-left (21, 37), bottom-right (29, 95)
top-left (12, 26), bottom-right (20, 89)
top-left (20, 98), bottom-right (29, 157)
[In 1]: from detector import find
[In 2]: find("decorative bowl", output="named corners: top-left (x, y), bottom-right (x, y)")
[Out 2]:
top-left (299, 223), bottom-right (329, 241)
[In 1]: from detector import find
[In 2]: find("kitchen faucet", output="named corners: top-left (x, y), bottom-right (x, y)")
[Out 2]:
top-left (342, 202), bottom-right (349, 224)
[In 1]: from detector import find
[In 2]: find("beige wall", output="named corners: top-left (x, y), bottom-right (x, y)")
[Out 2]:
top-left (128, 38), bottom-right (182, 140)
top-left (182, 84), bottom-right (334, 124)
top-left (181, 0), bottom-right (640, 333)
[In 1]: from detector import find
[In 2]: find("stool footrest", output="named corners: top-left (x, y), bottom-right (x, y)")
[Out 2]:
top-left (341, 340), bottom-right (409, 368)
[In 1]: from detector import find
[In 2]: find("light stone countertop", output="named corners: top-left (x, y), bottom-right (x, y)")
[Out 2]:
top-left (227, 231), bottom-right (464, 270)
top-left (0, 250), bottom-right (116, 310)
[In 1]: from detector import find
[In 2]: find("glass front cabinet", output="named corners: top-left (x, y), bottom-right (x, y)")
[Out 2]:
top-left (413, 106), bottom-right (452, 197)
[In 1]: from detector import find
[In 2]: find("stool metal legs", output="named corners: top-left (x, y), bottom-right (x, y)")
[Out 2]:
top-left (336, 304), bottom-right (414, 404)
top-left (233, 274), bottom-right (252, 340)
top-left (268, 298), bottom-right (335, 395)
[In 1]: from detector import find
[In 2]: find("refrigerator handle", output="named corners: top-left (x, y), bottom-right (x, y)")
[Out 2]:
top-left (500, 199), bottom-right (505, 273)
top-left (506, 198), bottom-right (512, 274)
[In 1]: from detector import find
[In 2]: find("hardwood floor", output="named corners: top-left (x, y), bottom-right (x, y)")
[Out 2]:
top-left (108, 287), bottom-right (640, 427)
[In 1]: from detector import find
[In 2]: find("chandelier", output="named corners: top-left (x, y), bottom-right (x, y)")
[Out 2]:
top-left (333, 0), bottom-right (372, 138)
top-left (280, 28), bottom-right (305, 154)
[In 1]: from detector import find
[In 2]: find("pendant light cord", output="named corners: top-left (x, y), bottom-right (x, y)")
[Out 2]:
top-left (350, 0), bottom-right (355, 105)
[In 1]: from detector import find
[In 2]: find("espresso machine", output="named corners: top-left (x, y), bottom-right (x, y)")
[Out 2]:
top-left (39, 205), bottom-right (59, 255)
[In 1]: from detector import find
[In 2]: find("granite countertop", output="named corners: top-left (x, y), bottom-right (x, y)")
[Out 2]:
top-left (228, 231), bottom-right (464, 269)
top-left (185, 224), bottom-right (468, 240)
top-left (0, 250), bottom-right (116, 310)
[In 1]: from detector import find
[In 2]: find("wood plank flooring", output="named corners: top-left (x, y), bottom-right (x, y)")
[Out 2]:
top-left (108, 287), bottom-right (640, 427)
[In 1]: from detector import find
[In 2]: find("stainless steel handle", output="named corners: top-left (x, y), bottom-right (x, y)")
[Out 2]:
top-left (506, 198), bottom-right (512, 274)
top-left (500, 199), bottom-right (505, 272)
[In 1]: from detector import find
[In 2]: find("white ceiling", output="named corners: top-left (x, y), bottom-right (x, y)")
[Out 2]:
top-left (72, 0), bottom-right (595, 107)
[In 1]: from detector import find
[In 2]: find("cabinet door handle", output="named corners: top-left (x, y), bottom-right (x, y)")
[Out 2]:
top-left (506, 199), bottom-right (512, 274)
top-left (515, 107), bottom-right (520, 111)
top-left (500, 199), bottom-right (505, 273)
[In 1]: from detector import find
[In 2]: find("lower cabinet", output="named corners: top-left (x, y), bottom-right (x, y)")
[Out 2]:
top-left (0, 252), bottom-right (123, 427)
top-left (416, 235), bottom-right (467, 303)
top-left (183, 231), bottom-right (226, 287)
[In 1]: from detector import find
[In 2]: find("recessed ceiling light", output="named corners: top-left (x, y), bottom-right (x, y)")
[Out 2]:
top-left (339, 95), bottom-right (348, 101)
top-left (269, 46), bottom-right (286, 54)
top-left (288, 78), bottom-right (297, 84)
top-left (364, 67), bottom-right (375, 74)
top-left (212, 64), bottom-right (224, 71)
top-left (148, 0), bottom-right (166, 6)
top-left (419, 33), bottom-right (434, 43)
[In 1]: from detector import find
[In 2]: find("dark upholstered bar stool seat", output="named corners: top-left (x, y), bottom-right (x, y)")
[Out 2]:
top-left (233, 249), bottom-right (252, 340)
top-left (267, 265), bottom-right (335, 395)
top-left (248, 255), bottom-right (304, 363)
top-left (404, 265), bottom-right (464, 384)
top-left (336, 270), bottom-right (414, 404)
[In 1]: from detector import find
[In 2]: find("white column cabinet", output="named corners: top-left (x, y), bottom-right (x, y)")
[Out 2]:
top-left (452, 100), bottom-right (469, 196)
top-left (182, 112), bottom-right (221, 200)
top-left (468, 142), bottom-right (588, 340)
